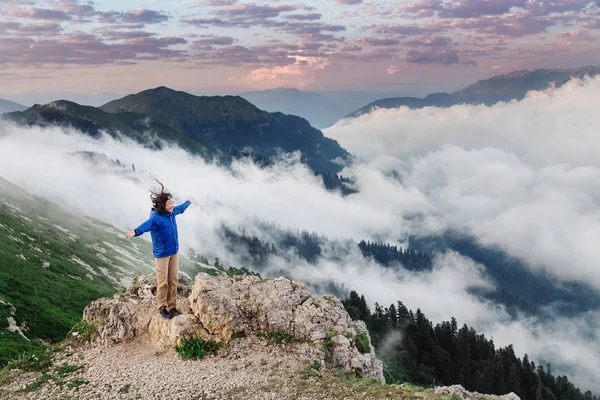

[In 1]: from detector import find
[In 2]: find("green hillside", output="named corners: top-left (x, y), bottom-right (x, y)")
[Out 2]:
top-left (0, 177), bottom-right (215, 365)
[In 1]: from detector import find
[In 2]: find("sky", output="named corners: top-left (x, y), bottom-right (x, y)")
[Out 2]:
top-left (1, 75), bottom-right (600, 392)
top-left (1, 0), bottom-right (600, 100)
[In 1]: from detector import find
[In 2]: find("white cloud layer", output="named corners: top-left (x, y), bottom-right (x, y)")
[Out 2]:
top-left (326, 75), bottom-right (600, 290)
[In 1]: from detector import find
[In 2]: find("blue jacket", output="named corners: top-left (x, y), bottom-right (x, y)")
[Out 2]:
top-left (134, 201), bottom-right (191, 258)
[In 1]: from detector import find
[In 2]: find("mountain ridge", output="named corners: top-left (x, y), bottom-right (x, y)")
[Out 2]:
top-left (0, 98), bottom-right (26, 114)
top-left (2, 99), bottom-right (225, 162)
top-left (2, 87), bottom-right (350, 174)
top-left (100, 86), bottom-right (350, 173)
top-left (341, 65), bottom-right (600, 121)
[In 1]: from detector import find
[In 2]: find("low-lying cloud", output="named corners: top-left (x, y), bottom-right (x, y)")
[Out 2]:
top-left (326, 75), bottom-right (600, 291)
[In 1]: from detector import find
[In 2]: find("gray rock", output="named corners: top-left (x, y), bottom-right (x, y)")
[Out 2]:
top-left (435, 384), bottom-right (521, 400)
top-left (83, 273), bottom-right (385, 381)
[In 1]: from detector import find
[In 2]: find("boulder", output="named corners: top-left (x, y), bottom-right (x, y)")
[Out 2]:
top-left (83, 273), bottom-right (385, 382)
top-left (434, 385), bottom-right (521, 400)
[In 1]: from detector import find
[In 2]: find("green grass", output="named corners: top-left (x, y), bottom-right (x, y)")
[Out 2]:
top-left (67, 378), bottom-right (89, 389)
top-left (0, 302), bottom-right (45, 365)
top-left (335, 369), bottom-right (381, 385)
top-left (174, 336), bottom-right (221, 360)
top-left (67, 320), bottom-right (96, 343)
top-left (19, 373), bottom-right (53, 393)
top-left (55, 364), bottom-right (82, 378)
top-left (5, 350), bottom-right (53, 372)
top-left (3, 358), bottom-right (86, 394)
top-left (355, 330), bottom-right (371, 354)
top-left (0, 201), bottom-right (119, 361)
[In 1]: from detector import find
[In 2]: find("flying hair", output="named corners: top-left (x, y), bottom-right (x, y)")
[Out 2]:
top-left (150, 180), bottom-right (173, 214)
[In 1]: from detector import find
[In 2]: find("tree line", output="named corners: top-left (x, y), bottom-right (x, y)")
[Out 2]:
top-left (342, 291), bottom-right (597, 400)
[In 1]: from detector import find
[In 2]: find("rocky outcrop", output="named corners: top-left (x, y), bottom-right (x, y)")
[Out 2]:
top-left (435, 385), bottom-right (521, 400)
top-left (83, 273), bottom-right (384, 382)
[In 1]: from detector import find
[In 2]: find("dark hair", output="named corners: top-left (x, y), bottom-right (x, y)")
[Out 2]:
top-left (150, 180), bottom-right (173, 214)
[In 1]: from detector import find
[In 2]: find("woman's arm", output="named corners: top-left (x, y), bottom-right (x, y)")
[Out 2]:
top-left (125, 218), bottom-right (155, 238)
top-left (173, 196), bottom-right (195, 216)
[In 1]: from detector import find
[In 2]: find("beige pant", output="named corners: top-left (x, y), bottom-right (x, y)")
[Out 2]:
top-left (155, 253), bottom-right (179, 310)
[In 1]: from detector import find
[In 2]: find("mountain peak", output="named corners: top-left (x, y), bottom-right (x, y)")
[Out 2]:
top-left (137, 85), bottom-right (189, 98)
top-left (99, 87), bottom-right (350, 173)
top-left (101, 85), bottom-right (258, 117)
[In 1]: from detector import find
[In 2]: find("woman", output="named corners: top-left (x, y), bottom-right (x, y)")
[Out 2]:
top-left (126, 182), bottom-right (194, 320)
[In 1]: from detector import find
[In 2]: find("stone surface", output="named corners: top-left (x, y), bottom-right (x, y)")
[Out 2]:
top-left (83, 273), bottom-right (384, 381)
top-left (434, 385), bottom-right (521, 400)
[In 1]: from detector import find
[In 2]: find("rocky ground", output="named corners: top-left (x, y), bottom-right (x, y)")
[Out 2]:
top-left (0, 334), bottom-right (518, 400)
top-left (0, 274), bottom-right (520, 400)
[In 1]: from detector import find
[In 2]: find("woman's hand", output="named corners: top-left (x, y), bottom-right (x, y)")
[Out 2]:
top-left (187, 196), bottom-right (195, 203)
top-left (125, 228), bottom-right (135, 239)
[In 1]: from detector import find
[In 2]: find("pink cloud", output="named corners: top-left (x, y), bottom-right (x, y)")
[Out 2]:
top-left (234, 55), bottom-right (331, 89)
top-left (405, 36), bottom-right (452, 47)
top-left (360, 37), bottom-right (401, 46)
top-left (406, 47), bottom-right (460, 65)
top-left (6, 6), bottom-right (72, 21)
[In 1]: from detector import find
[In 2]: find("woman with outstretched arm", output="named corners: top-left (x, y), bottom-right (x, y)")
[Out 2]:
top-left (125, 182), bottom-right (194, 320)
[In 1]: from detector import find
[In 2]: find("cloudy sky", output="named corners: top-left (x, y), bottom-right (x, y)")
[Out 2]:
top-left (1, 0), bottom-right (600, 98)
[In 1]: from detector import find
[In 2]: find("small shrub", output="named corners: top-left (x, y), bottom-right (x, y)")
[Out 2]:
top-left (7, 350), bottom-right (53, 372)
top-left (68, 319), bottom-right (96, 342)
top-left (324, 330), bottom-right (338, 350)
top-left (67, 378), bottom-right (89, 389)
top-left (355, 330), bottom-right (371, 354)
top-left (336, 369), bottom-right (359, 382)
top-left (19, 373), bottom-right (52, 392)
top-left (174, 336), bottom-right (220, 360)
top-left (310, 360), bottom-right (321, 371)
top-left (55, 364), bottom-right (82, 377)
top-left (321, 330), bottom-right (339, 365)
top-left (300, 363), bottom-right (321, 380)
top-left (118, 383), bottom-right (131, 394)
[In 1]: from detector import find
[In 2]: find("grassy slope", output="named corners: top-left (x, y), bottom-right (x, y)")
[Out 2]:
top-left (0, 177), bottom-right (214, 365)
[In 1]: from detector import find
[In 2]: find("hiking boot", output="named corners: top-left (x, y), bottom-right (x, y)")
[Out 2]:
top-left (159, 308), bottom-right (172, 320)
top-left (170, 308), bottom-right (181, 318)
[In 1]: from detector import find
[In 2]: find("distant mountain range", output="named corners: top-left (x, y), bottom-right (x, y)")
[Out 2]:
top-left (240, 88), bottom-right (406, 129)
top-left (3, 87), bottom-right (350, 174)
top-left (5, 65), bottom-right (599, 132)
top-left (1, 92), bottom-right (125, 108)
top-left (0, 98), bottom-right (26, 114)
top-left (343, 66), bottom-right (600, 121)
